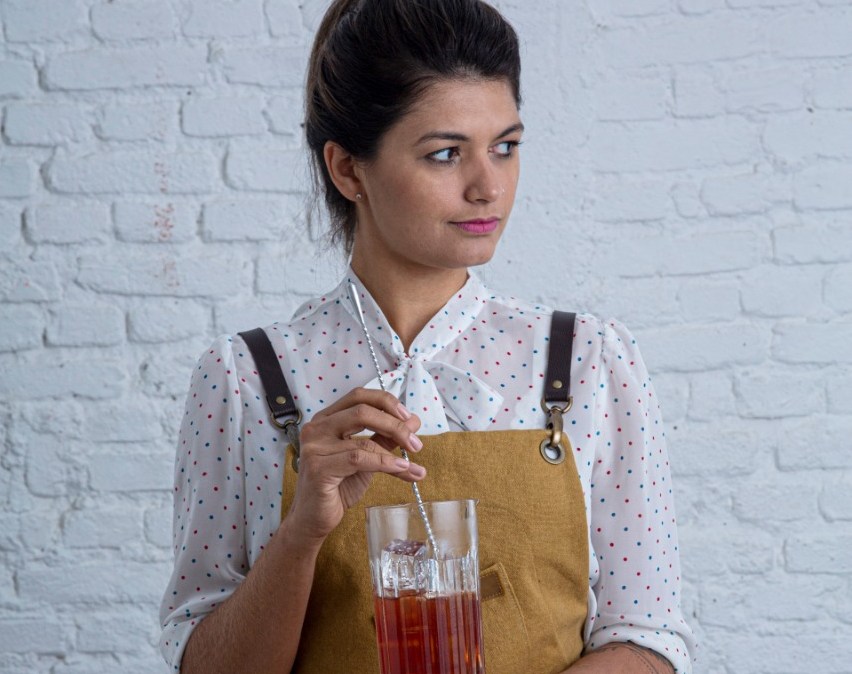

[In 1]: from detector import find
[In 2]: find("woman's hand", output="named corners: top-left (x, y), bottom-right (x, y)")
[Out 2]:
top-left (284, 388), bottom-right (424, 545)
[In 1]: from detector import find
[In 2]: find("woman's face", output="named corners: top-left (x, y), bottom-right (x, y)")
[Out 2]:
top-left (352, 78), bottom-right (523, 275)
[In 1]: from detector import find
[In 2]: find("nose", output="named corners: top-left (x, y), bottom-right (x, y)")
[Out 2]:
top-left (463, 155), bottom-right (501, 204)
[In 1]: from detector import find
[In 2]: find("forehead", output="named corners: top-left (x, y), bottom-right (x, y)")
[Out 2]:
top-left (387, 78), bottom-right (521, 140)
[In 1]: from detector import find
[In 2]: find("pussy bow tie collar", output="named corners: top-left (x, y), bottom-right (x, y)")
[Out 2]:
top-left (340, 269), bottom-right (504, 434)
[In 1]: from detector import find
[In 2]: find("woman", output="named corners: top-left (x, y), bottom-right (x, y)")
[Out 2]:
top-left (159, 0), bottom-right (697, 672)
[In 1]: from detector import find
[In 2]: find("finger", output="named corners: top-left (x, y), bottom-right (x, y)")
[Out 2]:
top-left (332, 404), bottom-right (422, 454)
top-left (317, 387), bottom-right (412, 422)
top-left (316, 437), bottom-right (427, 481)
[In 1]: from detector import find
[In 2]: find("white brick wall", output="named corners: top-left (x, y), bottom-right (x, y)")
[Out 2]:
top-left (0, 1), bottom-right (849, 672)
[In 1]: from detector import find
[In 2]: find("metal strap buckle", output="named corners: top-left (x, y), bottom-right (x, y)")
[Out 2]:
top-left (269, 408), bottom-right (302, 472)
top-left (540, 396), bottom-right (573, 465)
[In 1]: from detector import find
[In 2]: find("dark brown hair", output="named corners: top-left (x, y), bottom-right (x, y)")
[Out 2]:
top-left (305, 0), bottom-right (522, 253)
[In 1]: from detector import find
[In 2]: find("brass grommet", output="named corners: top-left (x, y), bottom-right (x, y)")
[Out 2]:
top-left (552, 379), bottom-right (563, 390)
top-left (275, 395), bottom-right (287, 405)
top-left (540, 438), bottom-right (568, 465)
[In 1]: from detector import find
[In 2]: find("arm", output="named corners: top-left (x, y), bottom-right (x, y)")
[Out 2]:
top-left (562, 643), bottom-right (675, 673)
top-left (583, 320), bottom-right (696, 673)
top-left (159, 337), bottom-right (425, 674)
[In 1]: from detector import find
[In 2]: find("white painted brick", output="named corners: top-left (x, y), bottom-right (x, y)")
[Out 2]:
top-left (26, 203), bottom-right (111, 244)
top-left (91, 1), bottom-right (177, 40)
top-left (83, 399), bottom-right (163, 442)
top-left (595, 277), bottom-right (681, 329)
top-left (700, 575), bottom-right (829, 628)
top-left (2, 0), bottom-right (88, 42)
top-left (827, 371), bottom-right (852, 414)
top-left (25, 437), bottom-right (71, 497)
top-left (740, 264), bottom-right (825, 318)
top-left (77, 610), bottom-right (156, 653)
top-left (777, 415), bottom-right (852, 469)
top-left (673, 68), bottom-right (724, 118)
top-left (4, 103), bottom-right (91, 146)
top-left (139, 348), bottom-right (201, 399)
top-left (0, 258), bottom-right (62, 302)
top-left (820, 476), bottom-right (852, 521)
top-left (128, 299), bottom-right (209, 343)
top-left (214, 296), bottom-right (297, 334)
top-left (183, 0), bottom-right (265, 37)
top-left (17, 559), bottom-right (168, 603)
top-left (794, 164), bottom-right (852, 210)
top-left (639, 322), bottom-right (770, 372)
top-left (677, 0), bottom-right (725, 14)
top-left (0, 514), bottom-right (20, 551)
top-left (599, 17), bottom-right (760, 69)
top-left (687, 371), bottom-right (736, 420)
top-left (588, 117), bottom-right (758, 171)
top-left (267, 90), bottom-right (304, 137)
top-left (729, 0), bottom-right (803, 6)
top-left (727, 632), bottom-right (852, 674)
top-left (0, 357), bottom-right (126, 400)
top-left (47, 150), bottom-right (219, 195)
top-left (773, 321), bottom-right (852, 364)
top-left (597, 229), bottom-right (767, 277)
top-left (0, 304), bottom-right (44, 352)
top-left (667, 422), bottom-right (761, 476)
top-left (812, 67), bottom-right (852, 110)
top-left (670, 181), bottom-right (704, 218)
top-left (19, 510), bottom-right (61, 551)
top-left (0, 159), bottom-right (34, 198)
top-left (786, 533), bottom-right (852, 573)
top-left (203, 199), bottom-right (289, 241)
top-left (825, 264), bottom-right (852, 314)
top-left (182, 96), bottom-right (267, 137)
top-left (585, 176), bottom-right (669, 221)
top-left (724, 66), bottom-right (803, 113)
top-left (257, 250), bottom-right (345, 295)
top-left (144, 502), bottom-right (172, 548)
top-left (51, 656), bottom-right (130, 674)
top-left (606, 0), bottom-right (671, 17)
top-left (226, 146), bottom-right (306, 192)
top-left (77, 250), bottom-right (251, 297)
top-left (592, 74), bottom-right (669, 121)
top-left (734, 369), bottom-right (824, 419)
top-left (677, 279), bottom-right (740, 322)
top-left (64, 504), bottom-right (143, 549)
top-left (88, 448), bottom-right (172, 492)
top-left (770, 9), bottom-right (852, 58)
top-left (679, 523), bottom-right (774, 577)
top-left (114, 201), bottom-right (197, 243)
top-left (765, 111), bottom-right (852, 164)
top-left (45, 46), bottom-right (208, 91)
top-left (0, 204), bottom-right (22, 247)
top-left (0, 60), bottom-right (37, 98)
top-left (46, 302), bottom-right (125, 347)
top-left (774, 222), bottom-right (852, 264)
top-left (700, 170), bottom-right (790, 215)
top-left (265, 0), bottom-right (303, 39)
top-left (95, 101), bottom-right (177, 142)
top-left (650, 371), bottom-right (689, 421)
top-left (223, 47), bottom-right (306, 87)
top-left (0, 618), bottom-right (65, 654)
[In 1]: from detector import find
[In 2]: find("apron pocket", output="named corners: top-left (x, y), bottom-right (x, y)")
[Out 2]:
top-left (480, 561), bottom-right (531, 673)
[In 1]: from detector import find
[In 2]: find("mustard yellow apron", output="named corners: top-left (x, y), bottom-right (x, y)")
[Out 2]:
top-left (281, 429), bottom-right (589, 673)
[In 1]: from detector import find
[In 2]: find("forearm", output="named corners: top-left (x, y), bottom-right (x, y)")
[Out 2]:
top-left (562, 642), bottom-right (675, 674)
top-left (181, 517), bottom-right (323, 674)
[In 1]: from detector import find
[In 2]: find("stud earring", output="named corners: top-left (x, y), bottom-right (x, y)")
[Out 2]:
top-left (355, 193), bottom-right (363, 201)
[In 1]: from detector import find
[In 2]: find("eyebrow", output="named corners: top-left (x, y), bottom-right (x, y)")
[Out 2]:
top-left (414, 122), bottom-right (525, 146)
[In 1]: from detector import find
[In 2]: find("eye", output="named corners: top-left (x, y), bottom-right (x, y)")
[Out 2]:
top-left (426, 147), bottom-right (459, 164)
top-left (493, 141), bottom-right (521, 157)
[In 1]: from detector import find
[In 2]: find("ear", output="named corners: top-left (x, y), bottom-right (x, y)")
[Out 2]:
top-left (323, 141), bottom-right (364, 202)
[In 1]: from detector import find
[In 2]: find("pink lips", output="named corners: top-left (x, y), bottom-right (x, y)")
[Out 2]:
top-left (451, 218), bottom-right (499, 234)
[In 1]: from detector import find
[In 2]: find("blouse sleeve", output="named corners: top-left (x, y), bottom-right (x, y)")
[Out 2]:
top-left (158, 335), bottom-right (250, 672)
top-left (586, 319), bottom-right (697, 672)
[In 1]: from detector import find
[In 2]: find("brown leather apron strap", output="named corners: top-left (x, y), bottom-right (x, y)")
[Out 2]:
top-left (544, 310), bottom-right (576, 406)
top-left (237, 327), bottom-right (301, 427)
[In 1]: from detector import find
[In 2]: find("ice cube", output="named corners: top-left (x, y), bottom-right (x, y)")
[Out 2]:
top-left (381, 538), bottom-right (432, 594)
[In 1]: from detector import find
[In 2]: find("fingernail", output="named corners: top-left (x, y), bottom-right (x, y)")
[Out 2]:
top-left (409, 463), bottom-right (426, 478)
top-left (397, 403), bottom-right (412, 420)
top-left (394, 457), bottom-right (410, 470)
top-left (409, 434), bottom-right (423, 452)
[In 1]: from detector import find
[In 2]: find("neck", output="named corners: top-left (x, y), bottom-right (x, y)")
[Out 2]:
top-left (350, 249), bottom-right (468, 354)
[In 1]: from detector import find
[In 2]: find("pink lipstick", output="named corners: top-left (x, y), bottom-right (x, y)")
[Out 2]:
top-left (451, 218), bottom-right (499, 234)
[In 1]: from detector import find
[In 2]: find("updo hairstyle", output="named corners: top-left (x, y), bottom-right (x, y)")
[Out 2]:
top-left (305, 0), bottom-right (522, 253)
